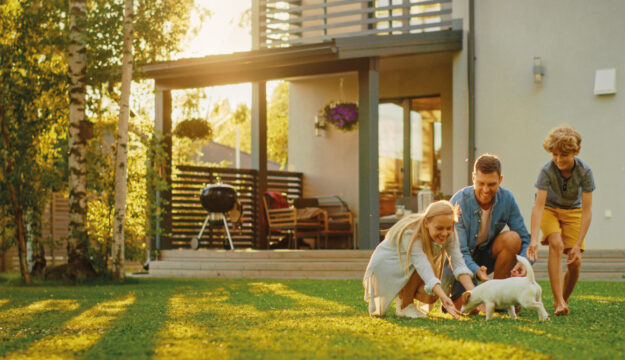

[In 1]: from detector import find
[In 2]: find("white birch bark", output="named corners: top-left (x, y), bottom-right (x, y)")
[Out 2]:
top-left (67, 0), bottom-right (90, 272)
top-left (112, 0), bottom-right (134, 280)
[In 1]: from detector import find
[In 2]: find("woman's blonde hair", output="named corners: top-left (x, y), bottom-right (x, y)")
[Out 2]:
top-left (386, 200), bottom-right (458, 274)
top-left (543, 125), bottom-right (581, 154)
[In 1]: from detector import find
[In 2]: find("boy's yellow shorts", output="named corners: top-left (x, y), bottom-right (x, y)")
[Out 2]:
top-left (540, 206), bottom-right (584, 251)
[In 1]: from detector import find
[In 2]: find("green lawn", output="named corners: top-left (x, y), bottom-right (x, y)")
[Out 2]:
top-left (0, 275), bottom-right (623, 359)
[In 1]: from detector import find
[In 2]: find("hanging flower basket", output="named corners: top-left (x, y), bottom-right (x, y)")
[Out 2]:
top-left (319, 101), bottom-right (359, 132)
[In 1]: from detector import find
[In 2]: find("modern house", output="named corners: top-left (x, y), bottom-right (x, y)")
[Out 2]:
top-left (142, 0), bottom-right (624, 252)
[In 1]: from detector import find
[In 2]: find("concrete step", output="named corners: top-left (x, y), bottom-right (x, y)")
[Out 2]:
top-left (151, 260), bottom-right (368, 272)
top-left (149, 268), bottom-right (365, 279)
top-left (159, 249), bottom-right (373, 260)
top-left (150, 249), bottom-right (625, 280)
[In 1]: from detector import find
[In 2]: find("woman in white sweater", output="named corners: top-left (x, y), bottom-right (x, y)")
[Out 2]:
top-left (363, 200), bottom-right (476, 319)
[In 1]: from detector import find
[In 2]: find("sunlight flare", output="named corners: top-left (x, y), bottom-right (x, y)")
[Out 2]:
top-left (574, 295), bottom-right (625, 302)
top-left (0, 299), bottom-right (79, 324)
top-left (4, 295), bottom-right (135, 359)
top-left (154, 291), bottom-right (236, 359)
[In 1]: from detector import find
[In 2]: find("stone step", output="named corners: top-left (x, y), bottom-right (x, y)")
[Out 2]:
top-left (150, 249), bottom-right (625, 280)
top-left (159, 249), bottom-right (373, 260)
top-left (149, 269), bottom-right (365, 279)
top-left (151, 260), bottom-right (368, 272)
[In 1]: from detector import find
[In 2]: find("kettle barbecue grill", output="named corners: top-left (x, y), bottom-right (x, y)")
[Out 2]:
top-left (191, 183), bottom-right (237, 250)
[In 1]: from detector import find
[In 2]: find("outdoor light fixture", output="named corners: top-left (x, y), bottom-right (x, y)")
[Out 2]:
top-left (314, 115), bottom-right (327, 136)
top-left (533, 57), bottom-right (544, 83)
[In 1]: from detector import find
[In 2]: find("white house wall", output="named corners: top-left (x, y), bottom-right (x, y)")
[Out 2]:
top-left (288, 74), bottom-right (360, 215)
top-left (456, 0), bottom-right (625, 249)
top-left (289, 55), bottom-right (454, 219)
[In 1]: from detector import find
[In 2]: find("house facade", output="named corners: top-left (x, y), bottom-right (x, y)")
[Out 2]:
top-left (284, 0), bottom-right (624, 250)
top-left (143, 0), bottom-right (624, 250)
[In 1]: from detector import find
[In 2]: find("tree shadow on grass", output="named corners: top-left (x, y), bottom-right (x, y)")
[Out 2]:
top-left (283, 279), bottom-right (364, 310)
top-left (80, 281), bottom-right (178, 360)
top-left (0, 290), bottom-right (127, 357)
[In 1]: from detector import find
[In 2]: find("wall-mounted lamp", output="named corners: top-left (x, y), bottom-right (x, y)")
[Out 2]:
top-left (533, 57), bottom-right (544, 84)
top-left (314, 115), bottom-right (327, 136)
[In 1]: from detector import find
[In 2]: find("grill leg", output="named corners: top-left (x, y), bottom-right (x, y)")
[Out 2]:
top-left (222, 213), bottom-right (235, 250)
top-left (191, 214), bottom-right (212, 250)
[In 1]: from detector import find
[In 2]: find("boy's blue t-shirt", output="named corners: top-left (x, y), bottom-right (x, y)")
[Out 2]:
top-left (534, 158), bottom-right (595, 209)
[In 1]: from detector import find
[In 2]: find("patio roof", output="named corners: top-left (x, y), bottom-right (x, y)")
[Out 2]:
top-left (144, 29), bottom-right (463, 250)
top-left (140, 30), bottom-right (462, 89)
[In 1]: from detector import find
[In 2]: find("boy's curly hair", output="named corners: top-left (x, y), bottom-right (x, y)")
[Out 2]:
top-left (543, 125), bottom-right (581, 154)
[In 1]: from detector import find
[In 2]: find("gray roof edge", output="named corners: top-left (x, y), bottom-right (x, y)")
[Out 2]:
top-left (334, 30), bottom-right (463, 59)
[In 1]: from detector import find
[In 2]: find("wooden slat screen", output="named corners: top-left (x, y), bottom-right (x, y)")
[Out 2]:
top-left (260, 0), bottom-right (455, 48)
top-left (171, 166), bottom-right (303, 250)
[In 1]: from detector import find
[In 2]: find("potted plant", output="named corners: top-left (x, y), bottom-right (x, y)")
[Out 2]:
top-left (318, 101), bottom-right (359, 132)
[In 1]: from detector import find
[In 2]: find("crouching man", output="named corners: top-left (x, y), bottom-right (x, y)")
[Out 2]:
top-left (446, 153), bottom-right (532, 310)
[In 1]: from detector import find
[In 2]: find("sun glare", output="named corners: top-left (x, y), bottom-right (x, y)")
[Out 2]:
top-left (0, 299), bottom-right (79, 325)
top-left (5, 295), bottom-right (136, 359)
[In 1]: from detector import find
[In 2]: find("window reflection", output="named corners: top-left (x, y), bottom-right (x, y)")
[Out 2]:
top-left (378, 97), bottom-right (441, 199)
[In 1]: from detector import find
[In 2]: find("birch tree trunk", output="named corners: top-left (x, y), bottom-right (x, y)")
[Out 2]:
top-left (68, 0), bottom-right (96, 279)
top-left (112, 0), bottom-right (134, 280)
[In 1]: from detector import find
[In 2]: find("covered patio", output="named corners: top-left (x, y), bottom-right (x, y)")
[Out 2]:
top-left (140, 30), bottom-right (463, 251)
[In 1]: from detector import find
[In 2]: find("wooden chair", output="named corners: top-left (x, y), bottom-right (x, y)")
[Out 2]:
top-left (263, 194), bottom-right (322, 249)
top-left (299, 196), bottom-right (354, 249)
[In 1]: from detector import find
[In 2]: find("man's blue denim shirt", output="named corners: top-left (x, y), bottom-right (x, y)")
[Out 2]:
top-left (450, 186), bottom-right (531, 275)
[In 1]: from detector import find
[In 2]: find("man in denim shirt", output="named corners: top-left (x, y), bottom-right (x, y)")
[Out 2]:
top-left (447, 154), bottom-right (531, 308)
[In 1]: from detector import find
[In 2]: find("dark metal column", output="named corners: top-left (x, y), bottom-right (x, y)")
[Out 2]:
top-left (155, 87), bottom-right (172, 250)
top-left (252, 81), bottom-right (267, 249)
top-left (358, 57), bottom-right (380, 250)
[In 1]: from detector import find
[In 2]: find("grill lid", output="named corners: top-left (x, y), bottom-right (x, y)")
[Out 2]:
top-left (200, 183), bottom-right (237, 213)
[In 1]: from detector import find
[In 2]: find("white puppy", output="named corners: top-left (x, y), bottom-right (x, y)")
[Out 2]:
top-left (460, 255), bottom-right (550, 321)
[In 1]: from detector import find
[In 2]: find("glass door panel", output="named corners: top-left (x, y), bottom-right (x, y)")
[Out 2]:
top-left (378, 103), bottom-right (403, 197)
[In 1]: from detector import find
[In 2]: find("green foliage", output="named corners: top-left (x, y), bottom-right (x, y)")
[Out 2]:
top-left (267, 81), bottom-right (289, 168)
top-left (0, 278), bottom-right (623, 359)
top-left (212, 101), bottom-right (251, 153)
top-left (0, 0), bottom-right (69, 282)
top-left (87, 0), bottom-right (204, 87)
top-left (210, 82), bottom-right (289, 169)
top-left (85, 81), bottom-right (170, 272)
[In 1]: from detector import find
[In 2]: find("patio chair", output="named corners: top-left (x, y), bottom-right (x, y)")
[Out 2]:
top-left (297, 196), bottom-right (354, 249)
top-left (263, 192), bottom-right (322, 249)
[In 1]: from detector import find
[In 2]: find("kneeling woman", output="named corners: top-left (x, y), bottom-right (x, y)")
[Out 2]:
top-left (364, 200), bottom-right (475, 319)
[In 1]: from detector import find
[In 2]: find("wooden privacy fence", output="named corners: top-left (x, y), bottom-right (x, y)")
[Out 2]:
top-left (170, 165), bottom-right (303, 249)
top-left (3, 193), bottom-right (69, 272)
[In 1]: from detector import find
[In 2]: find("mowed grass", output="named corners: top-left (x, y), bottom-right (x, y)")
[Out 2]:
top-left (0, 275), bottom-right (623, 359)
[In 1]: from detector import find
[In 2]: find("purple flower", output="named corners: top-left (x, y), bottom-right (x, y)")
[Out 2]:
top-left (320, 101), bottom-right (359, 132)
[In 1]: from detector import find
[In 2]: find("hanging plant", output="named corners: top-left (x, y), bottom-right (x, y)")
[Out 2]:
top-left (318, 101), bottom-right (359, 132)
top-left (173, 118), bottom-right (212, 140)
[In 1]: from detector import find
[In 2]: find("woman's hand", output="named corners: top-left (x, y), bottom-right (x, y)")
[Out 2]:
top-left (441, 297), bottom-right (462, 319)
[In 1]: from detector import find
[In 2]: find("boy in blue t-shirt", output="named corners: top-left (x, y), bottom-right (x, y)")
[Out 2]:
top-left (527, 126), bottom-right (595, 316)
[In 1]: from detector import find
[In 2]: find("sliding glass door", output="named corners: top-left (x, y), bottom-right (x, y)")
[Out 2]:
top-left (378, 96), bottom-right (442, 198)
